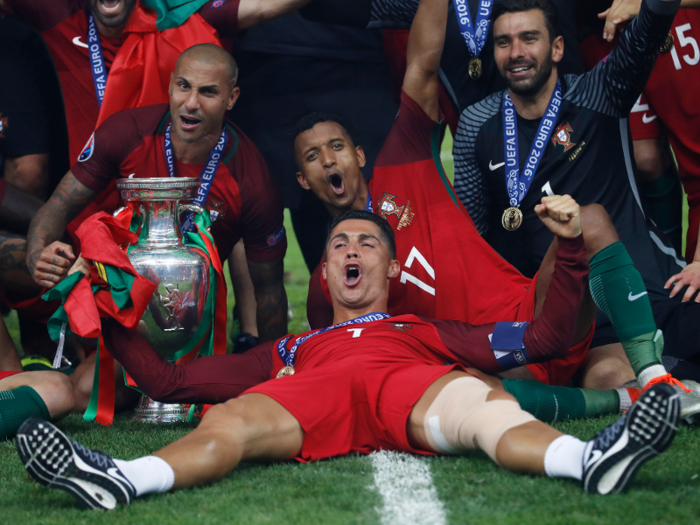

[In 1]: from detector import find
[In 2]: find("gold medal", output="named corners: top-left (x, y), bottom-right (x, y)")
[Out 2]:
top-left (502, 206), bottom-right (523, 231)
top-left (660, 32), bottom-right (674, 53)
top-left (468, 56), bottom-right (482, 80)
top-left (276, 366), bottom-right (295, 378)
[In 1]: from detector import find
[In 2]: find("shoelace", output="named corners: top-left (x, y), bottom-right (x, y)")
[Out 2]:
top-left (73, 441), bottom-right (113, 469)
top-left (644, 373), bottom-right (691, 393)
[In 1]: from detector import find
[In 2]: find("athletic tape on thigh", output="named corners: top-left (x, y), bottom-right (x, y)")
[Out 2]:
top-left (423, 377), bottom-right (535, 463)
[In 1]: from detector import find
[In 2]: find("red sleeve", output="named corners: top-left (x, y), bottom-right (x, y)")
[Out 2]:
top-left (197, 0), bottom-right (241, 39)
top-left (4, 0), bottom-right (81, 33)
top-left (307, 259), bottom-right (334, 329)
top-left (102, 319), bottom-right (273, 404)
top-left (423, 235), bottom-right (588, 373)
top-left (375, 90), bottom-right (439, 168)
top-left (70, 108), bottom-right (145, 193)
top-left (231, 128), bottom-right (287, 263)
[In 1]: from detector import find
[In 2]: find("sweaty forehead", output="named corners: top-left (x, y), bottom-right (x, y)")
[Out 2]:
top-left (175, 57), bottom-right (229, 85)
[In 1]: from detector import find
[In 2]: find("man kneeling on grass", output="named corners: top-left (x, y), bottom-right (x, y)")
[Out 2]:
top-left (16, 202), bottom-right (680, 508)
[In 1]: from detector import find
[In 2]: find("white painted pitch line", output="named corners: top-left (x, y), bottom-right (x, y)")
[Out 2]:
top-left (371, 450), bottom-right (447, 525)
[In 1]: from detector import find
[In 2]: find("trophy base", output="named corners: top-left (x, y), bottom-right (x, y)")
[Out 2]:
top-left (132, 395), bottom-right (201, 423)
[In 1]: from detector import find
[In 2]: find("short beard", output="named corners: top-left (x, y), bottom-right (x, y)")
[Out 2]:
top-left (504, 52), bottom-right (554, 98)
top-left (89, 0), bottom-right (137, 29)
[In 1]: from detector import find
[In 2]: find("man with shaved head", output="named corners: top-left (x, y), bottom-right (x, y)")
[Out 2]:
top-left (22, 44), bottom-right (288, 415)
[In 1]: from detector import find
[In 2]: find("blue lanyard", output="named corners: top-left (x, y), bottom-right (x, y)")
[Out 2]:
top-left (276, 312), bottom-right (392, 368)
top-left (164, 122), bottom-right (228, 232)
top-left (501, 80), bottom-right (562, 207)
top-left (87, 13), bottom-right (107, 107)
top-left (452, 0), bottom-right (493, 57)
top-left (366, 192), bottom-right (373, 213)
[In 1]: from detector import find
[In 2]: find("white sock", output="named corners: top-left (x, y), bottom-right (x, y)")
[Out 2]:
top-left (543, 435), bottom-right (587, 480)
top-left (616, 387), bottom-right (634, 413)
top-left (638, 364), bottom-right (668, 388)
top-left (113, 456), bottom-right (175, 497)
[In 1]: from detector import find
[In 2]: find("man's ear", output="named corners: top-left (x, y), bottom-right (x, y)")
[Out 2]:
top-left (322, 262), bottom-right (328, 281)
top-left (387, 259), bottom-right (400, 279)
top-left (356, 145), bottom-right (367, 169)
top-left (227, 86), bottom-right (241, 111)
top-left (552, 35), bottom-right (564, 65)
top-left (296, 171), bottom-right (311, 190)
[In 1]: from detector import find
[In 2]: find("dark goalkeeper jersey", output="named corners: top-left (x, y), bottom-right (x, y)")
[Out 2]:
top-left (452, 0), bottom-right (684, 300)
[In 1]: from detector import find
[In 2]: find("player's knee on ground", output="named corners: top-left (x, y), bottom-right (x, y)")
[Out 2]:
top-left (580, 204), bottom-right (619, 255)
top-left (21, 371), bottom-right (74, 419)
top-left (423, 376), bottom-right (535, 464)
top-left (578, 343), bottom-right (636, 390)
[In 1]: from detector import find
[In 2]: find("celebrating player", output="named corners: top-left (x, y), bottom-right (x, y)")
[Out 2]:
top-left (451, 0), bottom-right (700, 392)
top-left (23, 44), bottom-right (288, 413)
top-left (15, 207), bottom-right (682, 508)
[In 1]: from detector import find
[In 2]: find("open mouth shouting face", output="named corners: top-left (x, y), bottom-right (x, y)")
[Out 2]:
top-left (89, 0), bottom-right (137, 28)
top-left (323, 219), bottom-right (399, 311)
top-left (295, 121), bottom-right (367, 214)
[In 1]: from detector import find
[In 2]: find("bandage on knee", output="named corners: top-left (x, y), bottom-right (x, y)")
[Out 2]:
top-left (423, 377), bottom-right (535, 463)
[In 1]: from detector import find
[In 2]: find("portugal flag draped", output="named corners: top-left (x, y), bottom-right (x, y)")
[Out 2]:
top-left (43, 208), bottom-right (227, 425)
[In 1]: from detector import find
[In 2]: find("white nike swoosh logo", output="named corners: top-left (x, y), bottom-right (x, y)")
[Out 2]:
top-left (642, 113), bottom-right (657, 124)
top-left (106, 467), bottom-right (134, 491)
top-left (585, 449), bottom-right (603, 470)
top-left (72, 36), bottom-right (89, 49)
top-left (628, 291), bottom-right (648, 301)
top-left (489, 160), bottom-right (506, 171)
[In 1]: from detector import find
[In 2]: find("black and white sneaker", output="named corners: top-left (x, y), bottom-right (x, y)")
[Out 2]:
top-left (582, 383), bottom-right (679, 494)
top-left (16, 418), bottom-right (135, 510)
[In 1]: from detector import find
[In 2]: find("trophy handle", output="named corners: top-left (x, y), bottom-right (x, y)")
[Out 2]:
top-left (178, 204), bottom-right (205, 216)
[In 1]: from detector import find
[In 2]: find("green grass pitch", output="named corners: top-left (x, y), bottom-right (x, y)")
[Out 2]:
top-left (2, 137), bottom-right (699, 524)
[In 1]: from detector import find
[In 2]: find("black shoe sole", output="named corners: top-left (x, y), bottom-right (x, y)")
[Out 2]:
top-left (584, 383), bottom-right (680, 494)
top-left (16, 418), bottom-right (132, 510)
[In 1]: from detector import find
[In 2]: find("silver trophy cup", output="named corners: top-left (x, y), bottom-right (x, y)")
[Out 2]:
top-left (116, 177), bottom-right (210, 423)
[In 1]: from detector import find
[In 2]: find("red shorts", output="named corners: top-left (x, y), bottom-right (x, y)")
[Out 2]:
top-left (503, 272), bottom-right (593, 386)
top-left (244, 357), bottom-right (466, 462)
top-left (0, 371), bottom-right (23, 380)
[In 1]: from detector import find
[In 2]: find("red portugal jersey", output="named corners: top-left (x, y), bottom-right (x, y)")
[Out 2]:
top-left (71, 104), bottom-right (286, 261)
top-left (7, 0), bottom-right (240, 164)
top-left (308, 91), bottom-right (532, 328)
top-left (581, 9), bottom-right (700, 196)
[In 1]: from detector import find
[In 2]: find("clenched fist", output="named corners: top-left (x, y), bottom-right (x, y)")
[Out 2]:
top-left (534, 195), bottom-right (582, 239)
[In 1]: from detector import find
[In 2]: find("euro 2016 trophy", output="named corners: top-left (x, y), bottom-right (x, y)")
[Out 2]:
top-left (117, 177), bottom-right (211, 423)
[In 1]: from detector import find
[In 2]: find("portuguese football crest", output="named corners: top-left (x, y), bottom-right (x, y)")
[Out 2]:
top-left (377, 193), bottom-right (414, 230)
top-left (205, 198), bottom-right (228, 223)
top-left (0, 113), bottom-right (7, 138)
top-left (551, 123), bottom-right (576, 151)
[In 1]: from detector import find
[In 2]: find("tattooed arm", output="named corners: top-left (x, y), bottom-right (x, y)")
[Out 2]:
top-left (26, 171), bottom-right (97, 289)
top-left (247, 256), bottom-right (288, 342)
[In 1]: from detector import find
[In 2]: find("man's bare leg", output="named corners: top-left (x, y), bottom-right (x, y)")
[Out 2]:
top-left (154, 394), bottom-right (303, 489)
top-left (407, 371), bottom-right (680, 494)
top-left (16, 392), bottom-right (303, 508)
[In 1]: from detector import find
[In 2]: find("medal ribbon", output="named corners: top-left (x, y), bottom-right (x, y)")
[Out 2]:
top-left (501, 80), bottom-right (562, 207)
top-left (164, 123), bottom-right (227, 232)
top-left (276, 312), bottom-right (392, 368)
top-left (452, 0), bottom-right (493, 57)
top-left (87, 13), bottom-right (107, 107)
top-left (366, 193), bottom-right (373, 213)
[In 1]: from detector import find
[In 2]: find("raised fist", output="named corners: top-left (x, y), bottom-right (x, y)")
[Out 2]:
top-left (534, 195), bottom-right (582, 239)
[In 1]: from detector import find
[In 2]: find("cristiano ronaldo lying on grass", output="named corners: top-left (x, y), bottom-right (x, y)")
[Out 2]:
top-left (16, 205), bottom-right (680, 509)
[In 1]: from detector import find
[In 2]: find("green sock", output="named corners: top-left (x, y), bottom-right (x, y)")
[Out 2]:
top-left (588, 242), bottom-right (661, 375)
top-left (503, 379), bottom-right (620, 422)
top-left (638, 166), bottom-right (683, 253)
top-left (0, 386), bottom-right (50, 440)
